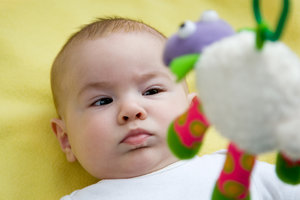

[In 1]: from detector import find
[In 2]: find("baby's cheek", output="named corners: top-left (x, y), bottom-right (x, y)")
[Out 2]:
top-left (73, 118), bottom-right (109, 148)
top-left (171, 98), bottom-right (190, 116)
top-left (156, 101), bottom-right (187, 128)
top-left (72, 129), bottom-right (111, 170)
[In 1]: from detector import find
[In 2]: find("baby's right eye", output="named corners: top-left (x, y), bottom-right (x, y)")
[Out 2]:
top-left (92, 97), bottom-right (113, 106)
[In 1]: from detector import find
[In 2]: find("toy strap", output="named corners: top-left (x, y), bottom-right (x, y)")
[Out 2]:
top-left (253, 0), bottom-right (289, 49)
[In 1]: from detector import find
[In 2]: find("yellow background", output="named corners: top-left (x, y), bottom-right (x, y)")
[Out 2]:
top-left (0, 0), bottom-right (299, 199)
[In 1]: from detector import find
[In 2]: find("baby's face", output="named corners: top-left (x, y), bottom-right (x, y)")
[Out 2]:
top-left (61, 32), bottom-right (192, 179)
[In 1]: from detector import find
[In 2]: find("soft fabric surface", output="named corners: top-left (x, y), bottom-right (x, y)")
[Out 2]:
top-left (197, 31), bottom-right (300, 158)
top-left (0, 0), bottom-right (299, 199)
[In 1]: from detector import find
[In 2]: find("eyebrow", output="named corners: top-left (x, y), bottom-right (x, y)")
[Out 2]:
top-left (78, 81), bottom-right (112, 98)
top-left (135, 70), bottom-right (173, 82)
top-left (78, 70), bottom-right (173, 97)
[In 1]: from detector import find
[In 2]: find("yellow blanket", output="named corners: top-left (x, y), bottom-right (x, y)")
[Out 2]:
top-left (1, 0), bottom-right (299, 199)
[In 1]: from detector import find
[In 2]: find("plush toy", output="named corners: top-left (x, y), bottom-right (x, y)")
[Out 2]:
top-left (163, 0), bottom-right (300, 199)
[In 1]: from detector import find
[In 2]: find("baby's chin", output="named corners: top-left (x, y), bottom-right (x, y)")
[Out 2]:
top-left (97, 149), bottom-right (178, 179)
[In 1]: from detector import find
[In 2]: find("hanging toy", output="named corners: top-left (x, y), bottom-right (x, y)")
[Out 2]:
top-left (163, 0), bottom-right (300, 199)
top-left (164, 10), bottom-right (235, 159)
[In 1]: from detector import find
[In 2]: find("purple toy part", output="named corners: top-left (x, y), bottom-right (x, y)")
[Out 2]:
top-left (163, 19), bottom-right (235, 66)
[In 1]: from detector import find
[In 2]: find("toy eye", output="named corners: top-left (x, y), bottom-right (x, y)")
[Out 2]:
top-left (177, 20), bottom-right (196, 39)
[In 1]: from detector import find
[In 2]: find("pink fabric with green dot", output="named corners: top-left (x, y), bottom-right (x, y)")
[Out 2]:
top-left (213, 143), bottom-right (256, 200)
top-left (167, 97), bottom-right (210, 159)
top-left (174, 97), bottom-right (209, 147)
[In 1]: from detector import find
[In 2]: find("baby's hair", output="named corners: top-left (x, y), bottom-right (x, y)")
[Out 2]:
top-left (51, 17), bottom-right (166, 117)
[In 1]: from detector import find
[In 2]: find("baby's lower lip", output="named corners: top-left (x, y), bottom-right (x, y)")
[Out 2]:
top-left (121, 133), bottom-right (151, 145)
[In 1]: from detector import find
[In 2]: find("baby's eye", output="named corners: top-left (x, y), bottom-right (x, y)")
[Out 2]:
top-left (143, 88), bottom-right (163, 96)
top-left (92, 97), bottom-right (113, 106)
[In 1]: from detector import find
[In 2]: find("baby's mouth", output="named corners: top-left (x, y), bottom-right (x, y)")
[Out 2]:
top-left (120, 129), bottom-right (153, 146)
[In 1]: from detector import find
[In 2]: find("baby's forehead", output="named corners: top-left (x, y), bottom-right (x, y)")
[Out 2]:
top-left (62, 34), bottom-right (170, 84)
top-left (66, 32), bottom-right (165, 68)
top-left (65, 31), bottom-right (164, 61)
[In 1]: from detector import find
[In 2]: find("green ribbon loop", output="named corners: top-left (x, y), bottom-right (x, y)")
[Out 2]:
top-left (253, 0), bottom-right (289, 49)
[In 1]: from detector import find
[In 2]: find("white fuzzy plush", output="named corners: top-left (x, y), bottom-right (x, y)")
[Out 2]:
top-left (196, 31), bottom-right (300, 160)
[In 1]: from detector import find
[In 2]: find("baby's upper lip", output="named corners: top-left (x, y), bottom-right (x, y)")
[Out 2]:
top-left (120, 128), bottom-right (153, 144)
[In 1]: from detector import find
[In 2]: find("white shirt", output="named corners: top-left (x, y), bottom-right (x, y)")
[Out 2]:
top-left (61, 150), bottom-right (300, 200)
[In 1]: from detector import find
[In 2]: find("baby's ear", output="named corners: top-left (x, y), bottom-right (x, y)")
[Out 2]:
top-left (187, 92), bottom-right (198, 104)
top-left (51, 118), bottom-right (77, 162)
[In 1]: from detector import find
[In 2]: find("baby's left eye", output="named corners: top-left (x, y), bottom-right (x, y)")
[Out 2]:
top-left (143, 88), bottom-right (163, 96)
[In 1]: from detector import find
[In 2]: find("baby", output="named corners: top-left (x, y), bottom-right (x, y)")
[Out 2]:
top-left (50, 17), bottom-right (300, 200)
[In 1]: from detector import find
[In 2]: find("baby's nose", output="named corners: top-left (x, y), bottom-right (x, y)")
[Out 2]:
top-left (122, 112), bottom-right (143, 121)
top-left (117, 103), bottom-right (147, 124)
